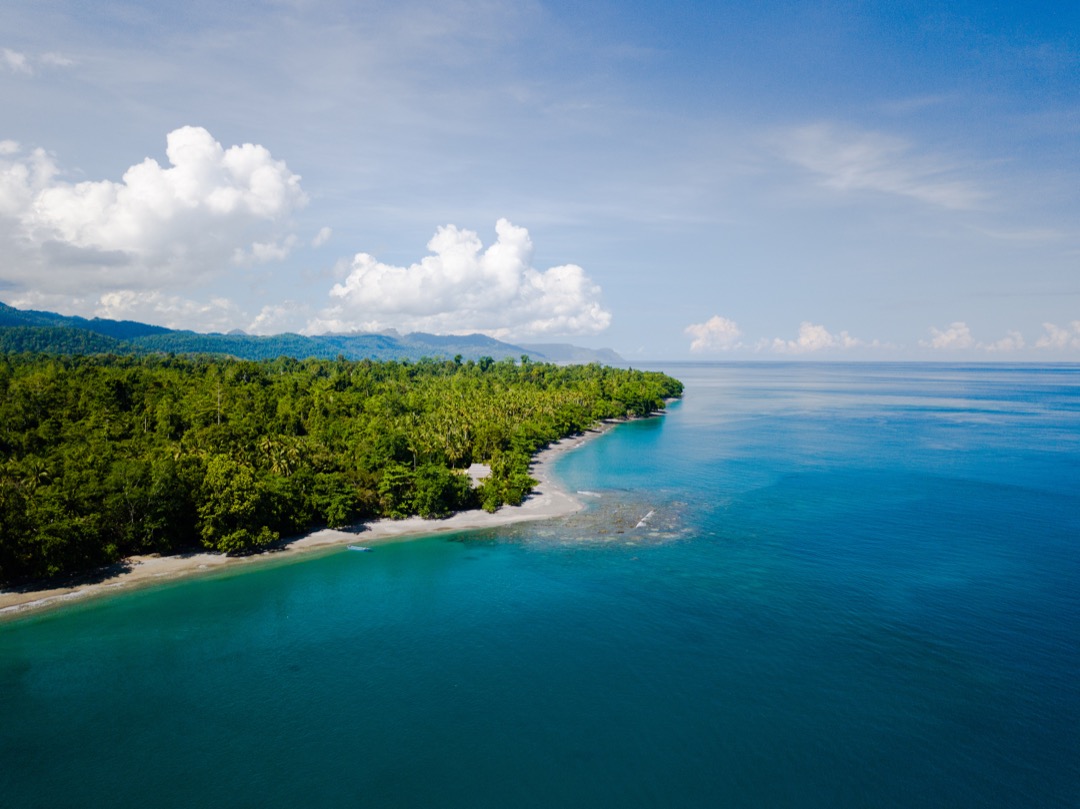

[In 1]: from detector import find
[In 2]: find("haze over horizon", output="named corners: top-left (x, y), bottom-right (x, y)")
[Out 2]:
top-left (2, 1), bottom-right (1077, 360)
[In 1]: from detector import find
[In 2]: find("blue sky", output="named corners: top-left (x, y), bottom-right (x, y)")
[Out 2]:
top-left (1, 0), bottom-right (1077, 359)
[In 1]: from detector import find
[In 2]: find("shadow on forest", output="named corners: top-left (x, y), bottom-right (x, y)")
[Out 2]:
top-left (3, 559), bottom-right (136, 594)
top-left (3, 525), bottom-right (376, 594)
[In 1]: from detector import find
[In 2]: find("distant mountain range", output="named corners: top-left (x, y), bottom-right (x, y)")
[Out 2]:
top-left (0, 301), bottom-right (625, 365)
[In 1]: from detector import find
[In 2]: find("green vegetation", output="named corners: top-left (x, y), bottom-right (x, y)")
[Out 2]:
top-left (0, 352), bottom-right (682, 583)
top-left (0, 301), bottom-right (624, 364)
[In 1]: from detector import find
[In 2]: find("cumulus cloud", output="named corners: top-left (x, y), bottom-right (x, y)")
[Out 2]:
top-left (4, 289), bottom-right (93, 315)
top-left (233, 235), bottom-right (298, 266)
top-left (914, 323), bottom-right (1080, 353)
top-left (94, 290), bottom-right (244, 332)
top-left (248, 302), bottom-right (310, 335)
top-left (306, 219), bottom-right (612, 338)
top-left (0, 126), bottom-right (306, 294)
top-left (982, 330), bottom-right (1025, 352)
top-left (766, 322), bottom-right (862, 353)
top-left (685, 315), bottom-right (742, 352)
top-left (775, 123), bottom-right (984, 210)
top-left (920, 321), bottom-right (975, 350)
top-left (0, 145), bottom-right (58, 218)
top-left (1036, 321), bottom-right (1080, 350)
top-left (6, 287), bottom-right (245, 333)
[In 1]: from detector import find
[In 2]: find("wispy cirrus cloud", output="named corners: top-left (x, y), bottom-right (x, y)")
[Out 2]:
top-left (774, 122), bottom-right (985, 210)
top-left (971, 225), bottom-right (1066, 243)
top-left (1, 47), bottom-right (75, 74)
top-left (2, 47), bottom-right (32, 74)
top-left (39, 52), bottom-right (75, 68)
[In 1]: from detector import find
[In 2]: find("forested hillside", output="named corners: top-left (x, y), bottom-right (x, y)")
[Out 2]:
top-left (0, 302), bottom-right (626, 364)
top-left (0, 353), bottom-right (681, 583)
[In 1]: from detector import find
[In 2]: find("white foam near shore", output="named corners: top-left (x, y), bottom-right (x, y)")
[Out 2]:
top-left (0, 424), bottom-right (616, 618)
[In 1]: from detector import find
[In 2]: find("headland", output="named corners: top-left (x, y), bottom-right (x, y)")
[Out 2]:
top-left (0, 423), bottom-right (617, 619)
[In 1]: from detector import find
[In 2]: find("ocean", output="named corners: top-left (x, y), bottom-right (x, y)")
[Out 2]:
top-left (1, 363), bottom-right (1077, 807)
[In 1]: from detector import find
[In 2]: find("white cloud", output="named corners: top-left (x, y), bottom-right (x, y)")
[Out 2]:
top-left (312, 226), bottom-right (332, 248)
top-left (1, 48), bottom-right (74, 74)
top-left (1035, 321), bottom-right (1080, 350)
top-left (0, 147), bottom-right (57, 216)
top-left (2, 48), bottom-right (32, 75)
top-left (0, 126), bottom-right (307, 293)
top-left (233, 235), bottom-right (298, 265)
top-left (307, 218), bottom-right (612, 338)
top-left (248, 302), bottom-right (309, 335)
top-left (767, 321), bottom-right (862, 353)
top-left (0, 140), bottom-right (19, 156)
top-left (39, 52), bottom-right (75, 68)
top-left (776, 123), bottom-right (984, 210)
top-left (981, 330), bottom-right (1025, 352)
top-left (920, 321), bottom-right (975, 350)
top-left (685, 315), bottom-right (742, 352)
top-left (4, 289), bottom-right (94, 314)
top-left (5, 287), bottom-right (245, 333)
top-left (95, 290), bottom-right (244, 332)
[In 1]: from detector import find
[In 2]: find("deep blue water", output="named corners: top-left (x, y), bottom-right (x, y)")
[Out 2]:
top-left (2, 363), bottom-right (1078, 808)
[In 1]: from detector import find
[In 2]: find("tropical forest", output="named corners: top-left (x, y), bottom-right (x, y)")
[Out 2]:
top-left (0, 352), bottom-right (682, 584)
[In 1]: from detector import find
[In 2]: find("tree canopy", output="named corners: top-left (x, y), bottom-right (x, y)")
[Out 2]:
top-left (0, 352), bottom-right (682, 583)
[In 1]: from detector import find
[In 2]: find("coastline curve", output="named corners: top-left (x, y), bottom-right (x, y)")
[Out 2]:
top-left (0, 422), bottom-right (622, 619)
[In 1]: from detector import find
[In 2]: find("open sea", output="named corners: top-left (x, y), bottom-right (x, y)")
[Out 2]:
top-left (1, 362), bottom-right (1078, 808)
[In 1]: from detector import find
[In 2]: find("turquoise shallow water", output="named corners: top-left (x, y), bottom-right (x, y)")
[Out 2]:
top-left (2, 363), bottom-right (1078, 807)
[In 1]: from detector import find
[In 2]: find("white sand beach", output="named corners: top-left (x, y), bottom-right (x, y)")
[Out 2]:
top-left (0, 424), bottom-right (614, 618)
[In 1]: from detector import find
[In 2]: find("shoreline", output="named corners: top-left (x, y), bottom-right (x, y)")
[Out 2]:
top-left (0, 421), bottom-right (620, 620)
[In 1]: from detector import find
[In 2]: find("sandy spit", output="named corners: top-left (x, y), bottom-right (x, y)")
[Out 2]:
top-left (0, 423), bottom-right (620, 620)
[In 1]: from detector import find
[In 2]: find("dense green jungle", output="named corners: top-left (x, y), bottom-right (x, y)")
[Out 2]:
top-left (0, 352), bottom-right (682, 584)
